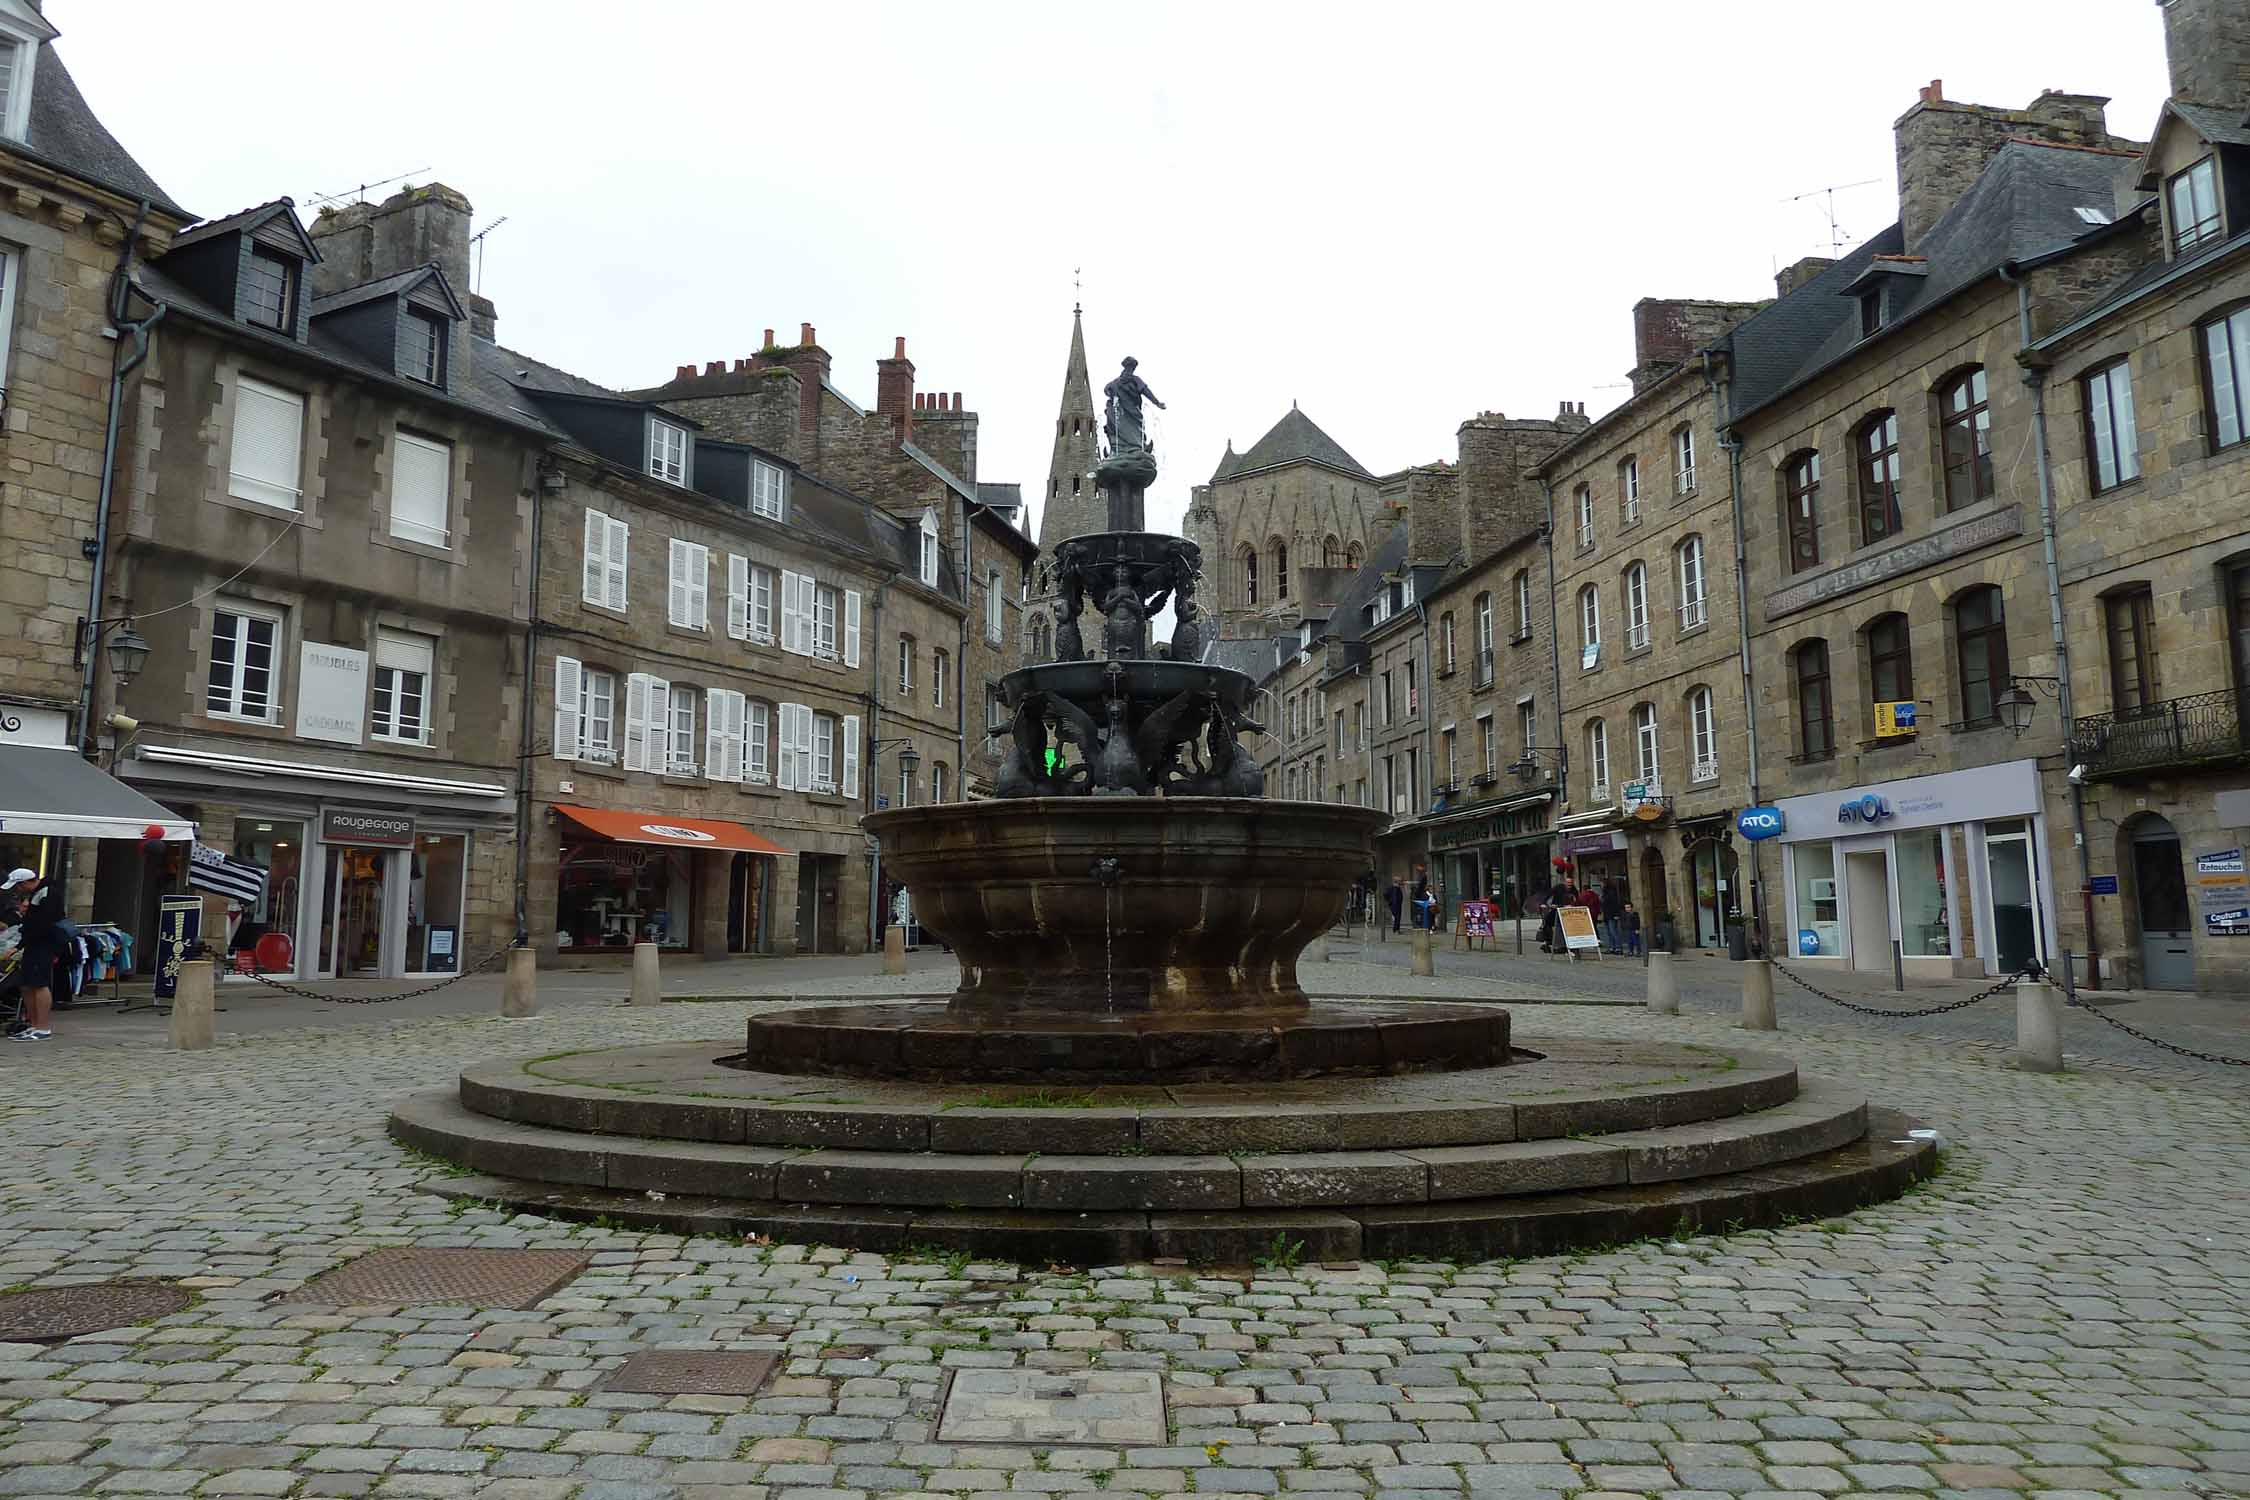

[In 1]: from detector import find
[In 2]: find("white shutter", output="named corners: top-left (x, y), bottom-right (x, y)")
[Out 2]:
top-left (669, 540), bottom-right (692, 627)
top-left (727, 554), bottom-right (749, 640)
top-left (801, 706), bottom-right (821, 789)
top-left (553, 655), bottom-right (582, 762)
top-left (844, 589), bottom-right (862, 668)
top-left (390, 432), bottom-right (451, 546)
top-left (777, 702), bottom-right (803, 790)
top-left (797, 577), bottom-right (818, 655)
top-left (689, 546), bottom-right (709, 628)
top-left (780, 572), bottom-right (805, 656)
top-left (229, 377), bottom-right (305, 509)
top-left (706, 689), bottom-right (744, 782)
top-left (623, 672), bottom-right (650, 771)
top-left (842, 713), bottom-right (860, 800)
top-left (648, 679), bottom-right (671, 773)
top-left (582, 510), bottom-right (608, 604)
top-left (605, 516), bottom-right (629, 611)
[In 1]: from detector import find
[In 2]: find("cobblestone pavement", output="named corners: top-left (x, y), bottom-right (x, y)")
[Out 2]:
top-left (2, 993), bottom-right (2245, 1499)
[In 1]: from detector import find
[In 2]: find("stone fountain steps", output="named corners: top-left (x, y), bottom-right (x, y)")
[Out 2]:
top-left (400, 1106), bottom-right (1933, 1265)
top-left (390, 1078), bottom-right (1869, 1215)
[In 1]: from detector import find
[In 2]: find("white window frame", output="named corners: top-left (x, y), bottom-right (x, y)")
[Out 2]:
top-left (749, 565), bottom-right (776, 644)
top-left (814, 583), bottom-right (840, 661)
top-left (207, 602), bottom-right (284, 723)
top-left (1634, 702), bottom-right (1660, 782)
top-left (919, 508), bottom-right (940, 586)
top-left (746, 700), bottom-right (773, 784)
top-left (371, 629), bottom-right (436, 746)
top-left (932, 648), bottom-right (948, 709)
top-left (2086, 358), bottom-right (2141, 489)
top-left (1621, 456), bottom-right (1640, 523)
top-left (228, 375), bottom-right (306, 511)
top-left (1517, 697), bottom-right (1536, 757)
top-left (1674, 425), bottom-right (1697, 493)
top-left (751, 459), bottom-right (787, 521)
top-left (581, 667), bottom-right (616, 763)
top-left (0, 12), bottom-right (49, 146)
top-left (647, 418), bottom-right (688, 485)
top-left (1625, 563), bottom-right (1650, 651)
top-left (582, 510), bottom-right (628, 611)
top-left (1575, 483), bottom-right (1595, 549)
top-left (1689, 686), bottom-right (1718, 783)
top-left (667, 686), bottom-right (700, 776)
top-left (1514, 571), bottom-right (1532, 638)
top-left (986, 567), bottom-right (1004, 645)
top-left (2171, 156), bottom-right (2222, 253)
top-left (1587, 718), bottom-right (1610, 802)
top-left (1579, 585), bottom-right (1601, 666)
top-left (930, 762), bottom-right (948, 804)
top-left (668, 539), bottom-right (710, 631)
top-left (1477, 711), bottom-right (1496, 775)
top-left (812, 712), bottom-right (838, 794)
top-left (389, 430), bottom-right (451, 548)
top-left (0, 246), bottom-right (21, 391)
top-left (1678, 536), bottom-right (1708, 630)
top-left (898, 635), bottom-right (916, 696)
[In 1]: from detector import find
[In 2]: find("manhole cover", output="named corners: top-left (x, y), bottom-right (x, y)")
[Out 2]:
top-left (600, 1351), bottom-right (779, 1395)
top-left (0, 1279), bottom-right (192, 1342)
top-left (938, 1367), bottom-right (1166, 1445)
top-left (283, 1248), bottom-right (591, 1310)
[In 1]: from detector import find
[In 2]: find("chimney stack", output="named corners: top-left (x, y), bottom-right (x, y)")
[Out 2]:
top-left (1775, 256), bottom-right (1838, 297)
top-left (307, 183), bottom-right (473, 300)
top-left (876, 334), bottom-right (916, 443)
top-left (2159, 0), bottom-right (2250, 107)
top-left (1894, 86), bottom-right (2122, 253)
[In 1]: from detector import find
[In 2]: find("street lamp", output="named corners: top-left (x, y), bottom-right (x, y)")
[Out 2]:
top-left (870, 738), bottom-right (920, 805)
top-left (1999, 676), bottom-right (2061, 738)
top-left (1507, 746), bottom-right (1565, 786)
top-left (76, 615), bottom-right (151, 689)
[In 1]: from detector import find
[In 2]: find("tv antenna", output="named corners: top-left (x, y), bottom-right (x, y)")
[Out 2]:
top-left (1784, 177), bottom-right (1881, 255)
top-left (471, 217), bottom-right (509, 293)
top-left (301, 166), bottom-right (433, 212)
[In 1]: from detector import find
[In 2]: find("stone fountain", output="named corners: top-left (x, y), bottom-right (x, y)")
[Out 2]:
top-left (392, 353), bottom-right (1937, 1264)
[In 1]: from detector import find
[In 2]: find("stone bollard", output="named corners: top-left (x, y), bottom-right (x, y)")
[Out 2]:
top-left (630, 941), bottom-right (662, 1007)
top-left (1740, 958), bottom-right (1778, 1030)
top-left (2015, 977), bottom-right (2063, 1072)
top-left (170, 959), bottom-right (216, 1050)
top-left (501, 946), bottom-right (537, 1018)
top-left (1646, 950), bottom-right (1681, 1015)
top-left (883, 924), bottom-right (906, 976)
top-left (1410, 928), bottom-right (1435, 978)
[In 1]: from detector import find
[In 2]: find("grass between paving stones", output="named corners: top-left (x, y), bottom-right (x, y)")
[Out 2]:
top-left (944, 1088), bottom-right (1102, 1109)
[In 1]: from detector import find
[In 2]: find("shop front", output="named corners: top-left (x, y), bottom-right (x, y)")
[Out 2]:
top-left (1, 706), bottom-right (196, 883)
top-left (1426, 791), bottom-right (1553, 928)
top-left (1774, 759), bottom-right (2054, 979)
top-left (1678, 815), bottom-right (1741, 953)
top-left (552, 805), bottom-right (784, 957)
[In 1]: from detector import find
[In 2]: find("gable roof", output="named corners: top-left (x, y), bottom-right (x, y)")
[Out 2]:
top-left (2136, 100), bottom-right (2250, 190)
top-left (170, 198), bottom-right (318, 257)
top-left (311, 261), bottom-right (466, 320)
top-left (1212, 406), bottom-right (1373, 483)
top-left (1722, 139), bottom-right (2144, 427)
top-left (14, 44), bottom-right (188, 219)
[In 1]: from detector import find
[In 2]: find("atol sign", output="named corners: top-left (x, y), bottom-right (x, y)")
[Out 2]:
top-left (1736, 805), bottom-right (1786, 841)
top-left (1837, 793), bottom-right (1894, 825)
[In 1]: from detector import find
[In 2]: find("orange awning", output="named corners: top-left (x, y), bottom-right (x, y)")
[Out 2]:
top-left (556, 804), bottom-right (786, 856)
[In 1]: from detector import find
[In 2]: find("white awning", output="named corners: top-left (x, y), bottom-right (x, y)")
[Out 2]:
top-left (0, 746), bottom-right (195, 841)
top-left (136, 744), bottom-right (507, 798)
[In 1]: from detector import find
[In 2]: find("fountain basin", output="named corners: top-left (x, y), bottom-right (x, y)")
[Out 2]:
top-left (865, 797), bottom-right (1386, 1019)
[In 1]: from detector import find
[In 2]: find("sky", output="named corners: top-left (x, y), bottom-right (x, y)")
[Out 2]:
top-left (58, 1), bottom-right (2170, 544)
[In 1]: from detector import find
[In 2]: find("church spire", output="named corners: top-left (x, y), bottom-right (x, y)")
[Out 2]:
top-left (1036, 305), bottom-right (1101, 551)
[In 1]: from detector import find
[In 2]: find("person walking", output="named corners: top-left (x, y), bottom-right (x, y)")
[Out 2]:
top-left (1621, 902), bottom-right (1643, 957)
top-left (1384, 877), bottom-right (1404, 935)
top-left (4, 868), bottom-right (63, 1042)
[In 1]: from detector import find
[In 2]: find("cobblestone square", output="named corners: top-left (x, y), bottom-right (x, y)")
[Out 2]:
top-left (0, 986), bottom-right (2242, 1500)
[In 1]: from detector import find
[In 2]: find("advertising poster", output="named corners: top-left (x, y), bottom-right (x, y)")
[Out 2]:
top-left (1460, 901), bottom-right (1494, 939)
top-left (2196, 847), bottom-right (2250, 937)
top-left (1557, 904), bottom-right (1601, 953)
top-left (153, 895), bottom-right (201, 1000)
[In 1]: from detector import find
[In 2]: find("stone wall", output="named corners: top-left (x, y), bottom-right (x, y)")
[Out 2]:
top-left (2159, 0), bottom-right (2250, 108)
top-left (1186, 461), bottom-right (1383, 637)
top-left (1893, 85), bottom-right (2139, 253)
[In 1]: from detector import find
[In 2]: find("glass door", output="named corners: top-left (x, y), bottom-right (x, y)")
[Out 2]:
top-left (1983, 820), bottom-right (2044, 974)
top-left (318, 846), bottom-right (390, 977)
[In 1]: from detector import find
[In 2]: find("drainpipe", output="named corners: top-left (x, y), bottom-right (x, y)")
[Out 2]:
top-left (1709, 350), bottom-right (1766, 955)
top-left (956, 500), bottom-right (971, 795)
top-left (1538, 486), bottom-right (1565, 805)
top-left (77, 201), bottom-right (160, 762)
top-left (513, 458), bottom-right (552, 946)
top-left (1415, 586), bottom-right (1434, 879)
top-left (868, 577), bottom-right (888, 951)
top-left (2003, 262), bottom-right (2099, 990)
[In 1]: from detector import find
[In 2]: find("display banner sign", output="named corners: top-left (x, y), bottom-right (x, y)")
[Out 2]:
top-left (1461, 901), bottom-right (1494, 939)
top-left (153, 894), bottom-right (201, 1000)
top-left (1557, 904), bottom-right (1601, 954)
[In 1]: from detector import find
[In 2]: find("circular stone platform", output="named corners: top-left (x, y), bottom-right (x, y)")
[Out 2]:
top-left (391, 1018), bottom-right (1937, 1264)
top-left (732, 999), bottom-right (1511, 1082)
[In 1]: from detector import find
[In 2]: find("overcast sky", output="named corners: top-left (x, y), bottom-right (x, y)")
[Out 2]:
top-left (61, 1), bottom-right (2168, 543)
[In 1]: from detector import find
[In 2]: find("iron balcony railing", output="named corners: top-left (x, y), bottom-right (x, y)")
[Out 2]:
top-left (2069, 687), bottom-right (2250, 779)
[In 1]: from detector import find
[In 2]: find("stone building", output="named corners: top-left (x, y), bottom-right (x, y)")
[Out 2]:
top-left (1541, 297), bottom-right (1763, 954)
top-left (0, 10), bottom-right (195, 917)
top-left (1186, 406), bottom-right (1382, 639)
top-left (1715, 81), bottom-right (2148, 982)
top-left (101, 188), bottom-right (539, 979)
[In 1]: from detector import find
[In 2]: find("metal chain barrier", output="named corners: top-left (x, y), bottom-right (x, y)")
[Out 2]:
top-left (225, 942), bottom-right (513, 1005)
top-left (1777, 957), bottom-right (2250, 1066)
top-left (1773, 960), bottom-right (2039, 1018)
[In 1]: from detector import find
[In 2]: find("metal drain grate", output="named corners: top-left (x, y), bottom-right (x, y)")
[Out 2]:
top-left (0, 1280), bottom-right (192, 1342)
top-left (599, 1350), bottom-right (779, 1395)
top-left (283, 1247), bottom-right (591, 1310)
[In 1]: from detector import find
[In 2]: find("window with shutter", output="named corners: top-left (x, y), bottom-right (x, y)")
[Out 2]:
top-left (623, 673), bottom-right (651, 771)
top-left (390, 432), bottom-right (451, 547)
top-left (842, 713), bottom-right (861, 799)
top-left (751, 567), bottom-right (775, 643)
top-left (371, 630), bottom-right (436, 744)
top-left (668, 540), bottom-right (709, 630)
top-left (844, 590), bottom-right (862, 668)
top-left (582, 669), bottom-right (615, 762)
top-left (780, 572), bottom-right (806, 655)
top-left (727, 555), bottom-right (749, 639)
top-left (229, 377), bottom-right (305, 510)
top-left (667, 686), bottom-right (698, 775)
top-left (604, 516), bottom-right (629, 611)
top-left (812, 713), bottom-right (837, 793)
top-left (707, 689), bottom-right (745, 782)
top-left (553, 655), bottom-right (582, 763)
top-left (814, 585), bottom-right (839, 660)
top-left (582, 510), bottom-right (608, 605)
top-left (777, 702), bottom-right (803, 789)
top-left (648, 680), bottom-right (671, 774)
top-left (747, 700), bottom-right (771, 784)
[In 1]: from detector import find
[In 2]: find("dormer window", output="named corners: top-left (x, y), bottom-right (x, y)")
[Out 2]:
top-left (243, 247), bottom-right (296, 331)
top-left (647, 419), bottom-right (688, 485)
top-left (750, 459), bottom-right (787, 521)
top-left (1858, 290), bottom-right (1885, 339)
top-left (918, 508), bottom-right (940, 587)
top-left (0, 3), bottom-right (52, 144)
top-left (2170, 157), bottom-right (2221, 254)
top-left (400, 309), bottom-right (445, 386)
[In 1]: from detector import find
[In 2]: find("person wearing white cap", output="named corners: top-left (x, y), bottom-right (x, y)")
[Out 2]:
top-left (3, 867), bottom-right (61, 1041)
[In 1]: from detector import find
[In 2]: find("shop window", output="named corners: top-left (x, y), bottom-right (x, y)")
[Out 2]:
top-left (408, 833), bottom-right (467, 972)
top-left (1794, 639), bottom-right (1833, 758)
top-left (1794, 844), bottom-right (1840, 956)
top-left (229, 817), bottom-right (304, 973)
top-left (557, 840), bottom-right (694, 951)
top-left (1954, 584), bottom-right (2009, 725)
top-left (1939, 367), bottom-right (1993, 510)
top-left (1897, 827), bottom-right (1950, 958)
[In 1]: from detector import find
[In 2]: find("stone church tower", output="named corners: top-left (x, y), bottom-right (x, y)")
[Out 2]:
top-left (1025, 307), bottom-right (1102, 661)
top-left (1184, 405), bottom-right (1382, 641)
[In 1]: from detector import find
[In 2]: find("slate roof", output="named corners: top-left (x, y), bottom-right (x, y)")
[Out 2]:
top-left (169, 199), bottom-right (309, 253)
top-left (311, 261), bottom-right (463, 319)
top-left (2172, 100), bottom-right (2250, 151)
top-left (1211, 407), bottom-right (1374, 483)
top-left (977, 481), bottom-right (1022, 512)
top-left (16, 44), bottom-right (187, 218)
top-left (1720, 139), bottom-right (2145, 427)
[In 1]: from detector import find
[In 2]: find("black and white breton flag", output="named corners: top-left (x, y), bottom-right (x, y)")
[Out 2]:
top-left (186, 843), bottom-right (267, 906)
